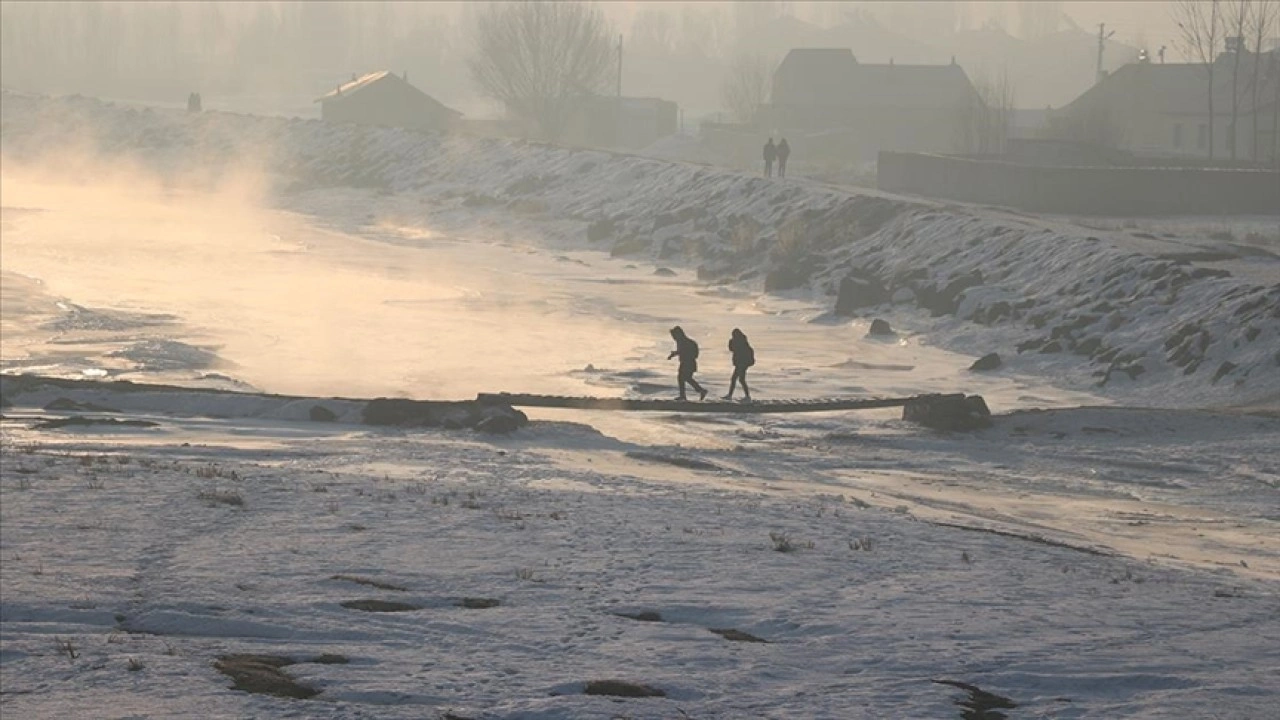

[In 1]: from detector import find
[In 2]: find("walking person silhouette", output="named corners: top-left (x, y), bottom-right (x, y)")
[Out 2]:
top-left (722, 328), bottom-right (755, 401)
top-left (763, 138), bottom-right (776, 177)
top-left (776, 138), bottom-right (790, 177)
top-left (667, 326), bottom-right (707, 401)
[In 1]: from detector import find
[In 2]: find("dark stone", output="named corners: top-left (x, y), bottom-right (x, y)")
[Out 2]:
top-left (475, 414), bottom-right (520, 434)
top-left (1105, 363), bottom-right (1147, 383)
top-left (969, 353), bottom-right (1002, 372)
top-left (586, 218), bottom-right (615, 242)
top-left (341, 599), bottom-right (421, 613)
top-left (834, 272), bottom-right (888, 316)
top-left (1245, 327), bottom-right (1260, 342)
top-left (709, 627), bottom-right (768, 643)
top-left (764, 265), bottom-right (809, 291)
top-left (363, 398), bottom-right (526, 433)
top-left (915, 270), bottom-right (983, 317)
top-left (616, 611), bottom-right (663, 622)
top-left (1074, 337), bottom-right (1102, 356)
top-left (653, 267), bottom-right (676, 277)
top-left (1212, 361), bottom-right (1238, 384)
top-left (902, 394), bottom-right (992, 431)
top-left (309, 405), bottom-right (337, 422)
top-left (213, 654), bottom-right (318, 699)
top-left (1039, 341), bottom-right (1063, 353)
top-left (980, 301), bottom-right (1013, 324)
top-left (458, 597), bottom-right (500, 609)
top-left (1190, 267), bottom-right (1232, 280)
top-left (1016, 338), bottom-right (1045, 354)
top-left (583, 680), bottom-right (666, 698)
top-left (609, 234), bottom-right (650, 257)
top-left (867, 318), bottom-right (894, 336)
top-left (311, 654), bottom-right (349, 665)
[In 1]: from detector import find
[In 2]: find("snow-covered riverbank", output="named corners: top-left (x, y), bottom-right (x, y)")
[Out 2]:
top-left (3, 91), bottom-right (1277, 410)
top-left (2, 91), bottom-right (1278, 719)
top-left (2, 401), bottom-right (1277, 719)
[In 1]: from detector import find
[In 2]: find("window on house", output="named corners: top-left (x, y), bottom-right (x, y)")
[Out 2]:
top-left (1197, 124), bottom-right (1207, 149)
top-left (1173, 124), bottom-right (1182, 148)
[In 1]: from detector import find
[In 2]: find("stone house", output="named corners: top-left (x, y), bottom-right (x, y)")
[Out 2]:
top-left (316, 71), bottom-right (460, 132)
top-left (1049, 48), bottom-right (1280, 163)
top-left (758, 48), bottom-right (985, 164)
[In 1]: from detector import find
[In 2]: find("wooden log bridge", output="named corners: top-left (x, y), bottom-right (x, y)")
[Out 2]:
top-left (478, 392), bottom-right (993, 430)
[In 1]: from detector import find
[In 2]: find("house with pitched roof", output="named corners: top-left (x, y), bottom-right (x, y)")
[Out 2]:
top-left (1049, 48), bottom-right (1280, 163)
top-left (759, 48), bottom-right (985, 163)
top-left (316, 71), bottom-right (461, 133)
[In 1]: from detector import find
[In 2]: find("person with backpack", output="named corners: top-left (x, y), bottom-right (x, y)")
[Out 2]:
top-left (667, 326), bottom-right (707, 401)
top-left (763, 138), bottom-right (776, 177)
top-left (776, 138), bottom-right (790, 177)
top-left (722, 328), bottom-right (755, 401)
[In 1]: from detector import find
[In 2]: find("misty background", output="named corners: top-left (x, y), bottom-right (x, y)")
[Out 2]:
top-left (0, 1), bottom-right (1185, 120)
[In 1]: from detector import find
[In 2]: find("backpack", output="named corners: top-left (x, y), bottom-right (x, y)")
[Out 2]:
top-left (743, 345), bottom-right (755, 367)
top-left (688, 339), bottom-right (699, 360)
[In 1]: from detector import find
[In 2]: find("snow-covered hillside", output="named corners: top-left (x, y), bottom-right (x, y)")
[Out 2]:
top-left (3, 91), bottom-right (1277, 409)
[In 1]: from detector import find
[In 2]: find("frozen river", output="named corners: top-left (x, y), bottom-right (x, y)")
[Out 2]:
top-left (2, 170), bottom-right (1277, 719)
top-left (2, 174), bottom-right (1276, 581)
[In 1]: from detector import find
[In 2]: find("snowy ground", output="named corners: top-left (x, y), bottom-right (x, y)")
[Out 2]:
top-left (2, 93), bottom-right (1278, 718)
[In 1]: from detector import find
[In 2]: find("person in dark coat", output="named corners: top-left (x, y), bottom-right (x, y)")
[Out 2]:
top-left (763, 138), bottom-right (776, 177)
top-left (667, 326), bottom-right (707, 401)
top-left (776, 138), bottom-right (790, 177)
top-left (722, 328), bottom-right (755, 401)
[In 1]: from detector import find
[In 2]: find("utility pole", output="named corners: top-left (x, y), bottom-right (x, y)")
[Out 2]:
top-left (1096, 22), bottom-right (1116, 83)
top-left (617, 34), bottom-right (623, 98)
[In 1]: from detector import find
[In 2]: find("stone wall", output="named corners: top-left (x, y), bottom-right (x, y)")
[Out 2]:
top-left (878, 151), bottom-right (1280, 216)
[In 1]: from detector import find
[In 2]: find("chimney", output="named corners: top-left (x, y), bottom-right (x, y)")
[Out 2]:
top-left (950, 55), bottom-right (957, 66)
top-left (402, 70), bottom-right (408, 81)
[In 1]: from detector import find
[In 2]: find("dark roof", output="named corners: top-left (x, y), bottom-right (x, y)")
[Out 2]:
top-left (1060, 52), bottom-right (1280, 116)
top-left (316, 70), bottom-right (462, 117)
top-left (772, 48), bottom-right (979, 110)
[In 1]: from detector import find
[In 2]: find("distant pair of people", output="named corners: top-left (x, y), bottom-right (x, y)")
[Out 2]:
top-left (667, 326), bottom-right (755, 401)
top-left (763, 137), bottom-right (790, 178)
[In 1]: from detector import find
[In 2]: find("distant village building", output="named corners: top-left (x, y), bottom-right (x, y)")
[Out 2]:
top-left (563, 95), bottom-right (678, 149)
top-left (316, 71), bottom-right (460, 133)
top-left (759, 48), bottom-right (984, 163)
top-left (1049, 48), bottom-right (1280, 163)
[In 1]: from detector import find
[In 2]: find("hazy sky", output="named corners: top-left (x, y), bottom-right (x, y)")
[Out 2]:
top-left (0, 0), bottom-right (1250, 117)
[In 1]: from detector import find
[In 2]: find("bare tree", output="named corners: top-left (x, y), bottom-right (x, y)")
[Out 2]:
top-left (629, 6), bottom-right (673, 55)
top-left (468, 2), bottom-right (614, 142)
top-left (721, 53), bottom-right (774, 124)
top-left (1247, 0), bottom-right (1279, 161)
top-left (1224, 0), bottom-right (1252, 160)
top-left (958, 68), bottom-right (1017, 154)
top-left (1174, 0), bottom-right (1221, 158)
